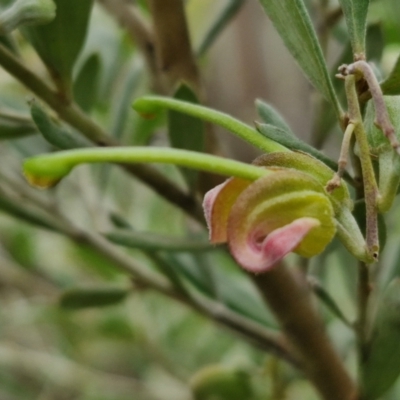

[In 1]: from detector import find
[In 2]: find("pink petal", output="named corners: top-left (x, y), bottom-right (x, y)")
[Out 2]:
top-left (202, 178), bottom-right (252, 244)
top-left (230, 217), bottom-right (320, 273)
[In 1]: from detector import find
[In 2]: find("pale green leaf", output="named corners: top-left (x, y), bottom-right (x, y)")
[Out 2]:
top-left (338, 0), bottom-right (370, 56)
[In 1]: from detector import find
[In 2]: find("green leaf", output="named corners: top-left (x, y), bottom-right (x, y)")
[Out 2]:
top-left (73, 53), bottom-right (101, 112)
top-left (168, 83), bottom-right (205, 191)
top-left (0, 109), bottom-right (36, 140)
top-left (366, 23), bottom-right (384, 62)
top-left (30, 99), bottom-right (91, 149)
top-left (255, 122), bottom-right (340, 172)
top-left (258, 0), bottom-right (342, 120)
top-left (338, 0), bottom-right (370, 56)
top-left (381, 54), bottom-right (400, 95)
top-left (255, 99), bottom-right (293, 134)
top-left (59, 286), bottom-right (129, 310)
top-left (105, 229), bottom-right (216, 253)
top-left (21, 0), bottom-right (93, 95)
top-left (361, 278), bottom-right (400, 399)
top-left (196, 0), bottom-right (246, 57)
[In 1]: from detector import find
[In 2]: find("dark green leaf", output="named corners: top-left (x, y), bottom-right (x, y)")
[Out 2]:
top-left (168, 83), bottom-right (205, 190)
top-left (21, 0), bottom-right (93, 94)
top-left (366, 23), bottom-right (384, 62)
top-left (255, 122), bottom-right (339, 171)
top-left (338, 0), bottom-right (370, 55)
top-left (258, 0), bottom-right (342, 119)
top-left (196, 0), bottom-right (246, 57)
top-left (73, 53), bottom-right (101, 112)
top-left (30, 99), bottom-right (91, 149)
top-left (381, 54), bottom-right (400, 95)
top-left (255, 99), bottom-right (293, 134)
top-left (361, 279), bottom-right (400, 399)
top-left (59, 286), bottom-right (129, 310)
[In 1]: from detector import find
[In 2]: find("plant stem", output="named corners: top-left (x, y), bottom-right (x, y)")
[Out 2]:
top-left (148, 0), bottom-right (200, 93)
top-left (345, 75), bottom-right (379, 260)
top-left (133, 96), bottom-right (289, 153)
top-left (251, 264), bottom-right (357, 400)
top-left (356, 261), bottom-right (371, 369)
top-left (0, 43), bottom-right (204, 222)
top-left (23, 147), bottom-right (272, 185)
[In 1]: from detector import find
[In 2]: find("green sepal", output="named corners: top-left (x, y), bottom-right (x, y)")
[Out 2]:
top-left (59, 286), bottom-right (129, 310)
top-left (361, 278), bottom-right (400, 399)
top-left (21, 0), bottom-right (93, 96)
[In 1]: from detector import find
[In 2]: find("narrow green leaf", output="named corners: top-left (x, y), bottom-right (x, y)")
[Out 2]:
top-left (255, 99), bottom-right (293, 134)
top-left (21, 0), bottom-right (93, 94)
top-left (73, 53), bottom-right (101, 112)
top-left (60, 286), bottom-right (129, 310)
top-left (0, 192), bottom-right (57, 231)
top-left (366, 23), bottom-right (384, 62)
top-left (258, 0), bottom-right (342, 120)
top-left (168, 83), bottom-right (204, 190)
top-left (381, 54), bottom-right (400, 95)
top-left (105, 229), bottom-right (216, 253)
top-left (30, 99), bottom-right (91, 149)
top-left (361, 278), bottom-right (400, 399)
top-left (308, 277), bottom-right (352, 327)
top-left (255, 122), bottom-right (339, 171)
top-left (0, 111), bottom-right (36, 140)
top-left (338, 0), bottom-right (370, 56)
top-left (196, 0), bottom-right (246, 57)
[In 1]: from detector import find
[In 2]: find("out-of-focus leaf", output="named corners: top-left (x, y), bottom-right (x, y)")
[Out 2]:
top-left (0, 192), bottom-right (57, 230)
top-left (73, 53), bottom-right (101, 112)
top-left (338, 0), bottom-right (370, 55)
top-left (168, 83), bottom-right (205, 191)
top-left (59, 286), bottom-right (129, 309)
top-left (190, 365), bottom-right (254, 400)
top-left (105, 229), bottom-right (216, 253)
top-left (0, 0), bottom-right (56, 35)
top-left (30, 99), bottom-right (91, 149)
top-left (21, 0), bottom-right (93, 94)
top-left (366, 23), bottom-right (384, 62)
top-left (110, 58), bottom-right (143, 140)
top-left (255, 123), bottom-right (339, 171)
top-left (255, 99), bottom-right (293, 134)
top-left (361, 279), bottom-right (400, 399)
top-left (258, 0), bottom-right (342, 118)
top-left (2, 227), bottom-right (37, 269)
top-left (196, 0), bottom-right (246, 57)
top-left (381, 54), bottom-right (400, 95)
top-left (0, 109), bottom-right (36, 139)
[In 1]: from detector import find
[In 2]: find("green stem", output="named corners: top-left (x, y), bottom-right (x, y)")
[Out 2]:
top-left (23, 147), bottom-right (271, 187)
top-left (345, 75), bottom-right (379, 261)
top-left (133, 96), bottom-right (289, 153)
